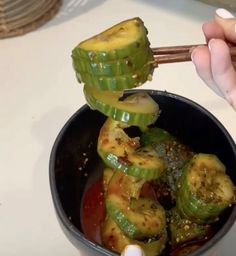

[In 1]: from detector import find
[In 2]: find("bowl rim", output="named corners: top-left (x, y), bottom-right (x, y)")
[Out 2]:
top-left (49, 89), bottom-right (236, 256)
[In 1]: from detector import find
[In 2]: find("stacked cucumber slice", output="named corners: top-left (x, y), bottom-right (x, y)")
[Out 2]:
top-left (176, 153), bottom-right (235, 224)
top-left (72, 17), bottom-right (154, 91)
top-left (72, 17), bottom-right (157, 128)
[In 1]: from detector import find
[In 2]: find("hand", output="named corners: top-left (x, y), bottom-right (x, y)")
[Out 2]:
top-left (191, 8), bottom-right (236, 111)
top-left (121, 245), bottom-right (144, 256)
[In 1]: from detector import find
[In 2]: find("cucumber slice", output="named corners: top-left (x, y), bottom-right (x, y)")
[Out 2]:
top-left (72, 17), bottom-right (151, 62)
top-left (105, 170), bottom-right (166, 240)
top-left (97, 118), bottom-right (166, 180)
top-left (103, 168), bottom-right (115, 195)
top-left (140, 127), bottom-right (194, 200)
top-left (73, 46), bottom-right (153, 77)
top-left (176, 153), bottom-right (235, 224)
top-left (106, 194), bottom-right (166, 239)
top-left (136, 232), bottom-right (167, 256)
top-left (140, 128), bottom-right (194, 175)
top-left (101, 216), bottom-right (167, 256)
top-left (168, 208), bottom-right (211, 246)
top-left (74, 56), bottom-right (154, 91)
top-left (101, 216), bottom-right (131, 253)
top-left (84, 86), bottom-right (160, 128)
top-left (105, 170), bottom-right (145, 199)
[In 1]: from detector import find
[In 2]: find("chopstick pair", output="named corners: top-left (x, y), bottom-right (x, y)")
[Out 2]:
top-left (152, 44), bottom-right (236, 65)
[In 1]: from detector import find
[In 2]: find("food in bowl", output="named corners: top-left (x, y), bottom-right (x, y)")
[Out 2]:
top-left (49, 91), bottom-right (236, 256)
top-left (50, 18), bottom-right (236, 256)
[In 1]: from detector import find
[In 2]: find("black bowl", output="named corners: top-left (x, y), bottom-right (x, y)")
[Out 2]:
top-left (49, 90), bottom-right (236, 256)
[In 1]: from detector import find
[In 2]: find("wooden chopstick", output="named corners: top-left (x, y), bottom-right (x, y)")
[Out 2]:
top-left (152, 44), bottom-right (236, 65)
top-left (152, 44), bottom-right (206, 55)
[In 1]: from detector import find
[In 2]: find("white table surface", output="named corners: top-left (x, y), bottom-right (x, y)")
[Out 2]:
top-left (1, 0), bottom-right (236, 255)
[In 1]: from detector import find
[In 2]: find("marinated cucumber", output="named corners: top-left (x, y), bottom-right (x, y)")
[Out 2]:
top-left (101, 216), bottom-right (131, 253)
top-left (72, 17), bottom-right (236, 256)
top-left (101, 216), bottom-right (167, 256)
top-left (168, 208), bottom-right (211, 246)
top-left (98, 118), bottom-right (166, 180)
top-left (73, 46), bottom-right (152, 77)
top-left (84, 86), bottom-right (160, 128)
top-left (104, 170), bottom-right (166, 240)
top-left (106, 194), bottom-right (166, 239)
top-left (76, 59), bottom-right (153, 91)
top-left (140, 127), bottom-right (194, 179)
top-left (136, 233), bottom-right (167, 256)
top-left (140, 127), bottom-right (194, 200)
top-left (176, 153), bottom-right (235, 223)
top-left (106, 169), bottom-right (145, 199)
top-left (72, 17), bottom-right (152, 62)
top-left (72, 17), bottom-right (154, 90)
top-left (103, 168), bottom-right (115, 195)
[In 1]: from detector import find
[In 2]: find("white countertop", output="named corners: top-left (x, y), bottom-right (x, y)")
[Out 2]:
top-left (1, 0), bottom-right (236, 255)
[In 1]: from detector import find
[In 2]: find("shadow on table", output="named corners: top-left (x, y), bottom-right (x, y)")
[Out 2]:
top-left (46, 0), bottom-right (106, 28)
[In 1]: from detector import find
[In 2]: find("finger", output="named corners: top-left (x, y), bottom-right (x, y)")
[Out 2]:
top-left (214, 9), bottom-right (236, 44)
top-left (209, 38), bottom-right (236, 110)
top-left (202, 20), bottom-right (225, 42)
top-left (191, 45), bottom-right (224, 97)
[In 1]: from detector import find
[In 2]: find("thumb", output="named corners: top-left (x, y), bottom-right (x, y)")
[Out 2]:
top-left (214, 8), bottom-right (236, 44)
top-left (121, 245), bottom-right (145, 256)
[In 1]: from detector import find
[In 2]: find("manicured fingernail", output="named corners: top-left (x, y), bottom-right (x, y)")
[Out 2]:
top-left (216, 8), bottom-right (235, 19)
top-left (191, 48), bottom-right (197, 62)
top-left (121, 245), bottom-right (144, 256)
top-left (208, 39), bottom-right (216, 51)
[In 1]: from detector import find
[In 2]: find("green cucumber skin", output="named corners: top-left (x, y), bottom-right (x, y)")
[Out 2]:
top-left (106, 195), bottom-right (166, 240)
top-left (72, 31), bottom-right (150, 62)
top-left (101, 216), bottom-right (167, 256)
top-left (97, 118), bottom-right (165, 181)
top-left (72, 47), bottom-right (153, 77)
top-left (176, 161), bottom-right (231, 224)
top-left (101, 216), bottom-right (131, 253)
top-left (140, 127), bottom-right (173, 146)
top-left (106, 199), bottom-right (140, 238)
top-left (140, 127), bottom-right (194, 201)
top-left (169, 208), bottom-right (211, 246)
top-left (76, 60), bottom-right (154, 91)
top-left (84, 88), bottom-right (159, 127)
top-left (98, 148), bottom-right (164, 181)
top-left (140, 128), bottom-right (194, 175)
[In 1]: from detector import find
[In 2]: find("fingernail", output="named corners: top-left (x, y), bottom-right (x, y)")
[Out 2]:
top-left (208, 39), bottom-right (216, 51)
top-left (190, 45), bottom-right (206, 62)
top-left (216, 8), bottom-right (235, 19)
top-left (191, 48), bottom-right (197, 62)
top-left (121, 245), bottom-right (144, 256)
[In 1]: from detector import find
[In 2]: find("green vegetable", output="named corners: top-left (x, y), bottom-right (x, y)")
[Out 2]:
top-left (98, 118), bottom-right (166, 180)
top-left (101, 216), bottom-right (167, 256)
top-left (141, 127), bottom-right (194, 200)
top-left (103, 168), bottom-right (115, 195)
top-left (168, 208), bottom-right (211, 246)
top-left (176, 153), bottom-right (235, 224)
top-left (84, 86), bottom-right (160, 128)
top-left (73, 18), bottom-right (150, 61)
top-left (105, 170), bottom-right (166, 239)
top-left (77, 61), bottom-right (153, 91)
top-left (72, 17), bottom-right (154, 90)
